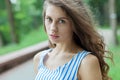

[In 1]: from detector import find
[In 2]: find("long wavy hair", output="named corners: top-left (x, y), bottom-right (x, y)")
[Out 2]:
top-left (43, 0), bottom-right (112, 80)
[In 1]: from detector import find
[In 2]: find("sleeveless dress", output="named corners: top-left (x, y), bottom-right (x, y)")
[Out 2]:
top-left (35, 49), bottom-right (90, 80)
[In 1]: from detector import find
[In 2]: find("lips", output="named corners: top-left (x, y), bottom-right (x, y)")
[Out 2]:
top-left (50, 34), bottom-right (59, 39)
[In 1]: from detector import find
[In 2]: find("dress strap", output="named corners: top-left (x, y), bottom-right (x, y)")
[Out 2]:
top-left (74, 51), bottom-right (90, 79)
top-left (66, 50), bottom-right (90, 80)
top-left (38, 49), bottom-right (52, 70)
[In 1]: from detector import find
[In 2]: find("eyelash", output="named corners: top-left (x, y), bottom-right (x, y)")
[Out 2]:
top-left (46, 17), bottom-right (52, 22)
top-left (45, 17), bottom-right (66, 24)
top-left (59, 20), bottom-right (65, 24)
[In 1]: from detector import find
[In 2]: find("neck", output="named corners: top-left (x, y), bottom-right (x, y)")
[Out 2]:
top-left (52, 41), bottom-right (82, 55)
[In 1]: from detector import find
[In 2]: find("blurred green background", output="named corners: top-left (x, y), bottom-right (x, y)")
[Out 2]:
top-left (0, 0), bottom-right (120, 79)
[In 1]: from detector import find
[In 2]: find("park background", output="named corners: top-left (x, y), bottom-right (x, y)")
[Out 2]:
top-left (0, 0), bottom-right (120, 80)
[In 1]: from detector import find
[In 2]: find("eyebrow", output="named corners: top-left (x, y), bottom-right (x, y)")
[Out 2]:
top-left (58, 17), bottom-right (70, 20)
top-left (45, 15), bottom-right (70, 20)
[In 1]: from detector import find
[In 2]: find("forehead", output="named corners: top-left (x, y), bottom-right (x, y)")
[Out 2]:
top-left (45, 4), bottom-right (68, 18)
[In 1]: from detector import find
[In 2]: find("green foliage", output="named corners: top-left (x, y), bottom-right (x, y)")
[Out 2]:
top-left (87, 0), bottom-right (120, 25)
top-left (0, 10), bottom-right (7, 25)
top-left (34, 0), bottom-right (44, 9)
top-left (0, 0), bottom-right (5, 9)
top-left (116, 0), bottom-right (120, 23)
top-left (0, 26), bottom-right (48, 55)
top-left (1, 0), bottom-right (119, 46)
top-left (0, 24), bottom-right (11, 44)
top-left (13, 0), bottom-right (44, 40)
top-left (0, 0), bottom-right (44, 45)
top-left (85, 0), bottom-right (108, 25)
top-left (0, 4), bottom-right (11, 44)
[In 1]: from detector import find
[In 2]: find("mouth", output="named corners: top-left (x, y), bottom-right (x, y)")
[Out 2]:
top-left (50, 34), bottom-right (59, 39)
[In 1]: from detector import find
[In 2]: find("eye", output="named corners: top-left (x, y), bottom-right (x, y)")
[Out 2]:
top-left (59, 19), bottom-right (65, 24)
top-left (45, 17), bottom-right (52, 23)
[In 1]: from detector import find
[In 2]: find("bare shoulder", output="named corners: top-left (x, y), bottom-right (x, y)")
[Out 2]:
top-left (82, 54), bottom-right (99, 65)
top-left (33, 52), bottom-right (41, 63)
top-left (33, 51), bottom-right (42, 74)
top-left (78, 54), bottom-right (102, 80)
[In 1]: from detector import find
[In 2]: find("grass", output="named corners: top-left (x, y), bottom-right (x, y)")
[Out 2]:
top-left (0, 26), bottom-right (48, 55)
top-left (107, 34), bottom-right (120, 80)
top-left (107, 45), bottom-right (120, 80)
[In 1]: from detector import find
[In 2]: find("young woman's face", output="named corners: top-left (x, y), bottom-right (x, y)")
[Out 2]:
top-left (45, 4), bottom-right (73, 44)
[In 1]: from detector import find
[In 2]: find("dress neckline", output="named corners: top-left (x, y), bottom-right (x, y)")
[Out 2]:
top-left (41, 49), bottom-right (85, 72)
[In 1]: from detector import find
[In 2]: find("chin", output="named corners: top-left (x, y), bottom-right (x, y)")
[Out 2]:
top-left (50, 39), bottom-right (61, 45)
top-left (50, 39), bottom-right (57, 44)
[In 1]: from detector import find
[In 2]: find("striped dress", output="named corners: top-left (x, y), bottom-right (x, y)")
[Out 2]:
top-left (35, 49), bottom-right (90, 80)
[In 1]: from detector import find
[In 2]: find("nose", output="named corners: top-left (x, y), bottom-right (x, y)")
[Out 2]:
top-left (50, 22), bottom-right (58, 33)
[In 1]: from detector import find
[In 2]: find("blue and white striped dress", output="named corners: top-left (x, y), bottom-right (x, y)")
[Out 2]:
top-left (35, 49), bottom-right (90, 80)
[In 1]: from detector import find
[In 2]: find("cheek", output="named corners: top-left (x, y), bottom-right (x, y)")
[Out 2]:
top-left (61, 28), bottom-right (73, 37)
top-left (44, 25), bottom-right (50, 34)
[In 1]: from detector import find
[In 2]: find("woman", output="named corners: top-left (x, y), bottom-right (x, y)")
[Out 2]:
top-left (34, 0), bottom-right (112, 80)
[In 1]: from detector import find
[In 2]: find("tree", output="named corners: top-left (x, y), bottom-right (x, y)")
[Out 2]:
top-left (109, 0), bottom-right (119, 46)
top-left (0, 33), bottom-right (3, 47)
top-left (85, 0), bottom-right (108, 25)
top-left (116, 0), bottom-right (120, 24)
top-left (5, 0), bottom-right (18, 43)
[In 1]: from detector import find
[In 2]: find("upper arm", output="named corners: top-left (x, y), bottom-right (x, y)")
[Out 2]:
top-left (78, 54), bottom-right (102, 80)
top-left (33, 52), bottom-right (41, 74)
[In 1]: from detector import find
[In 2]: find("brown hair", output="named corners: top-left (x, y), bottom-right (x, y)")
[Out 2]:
top-left (43, 0), bottom-right (112, 80)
